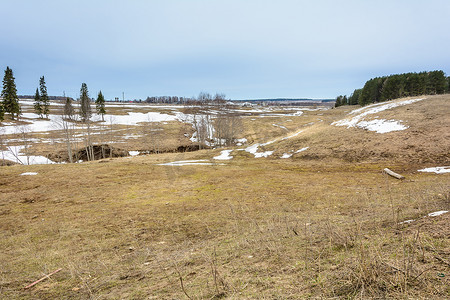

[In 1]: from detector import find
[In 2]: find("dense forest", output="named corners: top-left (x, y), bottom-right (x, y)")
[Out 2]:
top-left (335, 70), bottom-right (450, 107)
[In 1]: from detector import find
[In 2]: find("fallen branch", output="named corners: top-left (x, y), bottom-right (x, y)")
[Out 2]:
top-left (383, 168), bottom-right (405, 180)
top-left (175, 267), bottom-right (192, 300)
top-left (383, 262), bottom-right (406, 275)
top-left (24, 268), bottom-right (62, 289)
top-left (434, 255), bottom-right (450, 267)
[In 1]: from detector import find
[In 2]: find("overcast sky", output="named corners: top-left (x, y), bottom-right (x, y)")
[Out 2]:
top-left (1, 0), bottom-right (449, 100)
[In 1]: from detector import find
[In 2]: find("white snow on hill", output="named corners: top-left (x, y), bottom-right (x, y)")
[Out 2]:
top-left (214, 150), bottom-right (233, 160)
top-left (332, 98), bottom-right (424, 133)
top-left (20, 172), bottom-right (38, 175)
top-left (356, 119), bottom-right (408, 133)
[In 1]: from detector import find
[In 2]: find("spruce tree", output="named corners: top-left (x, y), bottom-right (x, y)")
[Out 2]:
top-left (64, 97), bottom-right (74, 119)
top-left (95, 90), bottom-right (106, 121)
top-left (79, 83), bottom-right (91, 122)
top-left (39, 76), bottom-right (50, 118)
top-left (34, 87), bottom-right (42, 118)
top-left (348, 89), bottom-right (361, 105)
top-left (0, 101), bottom-right (4, 121)
top-left (334, 96), bottom-right (342, 107)
top-left (1, 66), bottom-right (21, 120)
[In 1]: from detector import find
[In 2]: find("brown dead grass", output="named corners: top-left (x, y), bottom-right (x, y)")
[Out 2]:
top-left (259, 95), bottom-right (450, 165)
top-left (0, 96), bottom-right (449, 299)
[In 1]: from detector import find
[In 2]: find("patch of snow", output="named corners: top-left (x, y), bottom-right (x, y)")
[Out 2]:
top-left (332, 98), bottom-right (424, 130)
top-left (129, 151), bottom-right (140, 156)
top-left (244, 144), bottom-right (273, 158)
top-left (261, 139), bottom-right (277, 146)
top-left (1, 113), bottom-right (63, 134)
top-left (0, 146), bottom-right (56, 165)
top-left (214, 150), bottom-right (233, 160)
top-left (92, 112), bottom-right (177, 125)
top-left (157, 160), bottom-right (220, 166)
top-left (290, 110), bottom-right (304, 116)
top-left (295, 147), bottom-right (309, 153)
top-left (104, 103), bottom-right (184, 109)
top-left (245, 144), bottom-right (260, 155)
top-left (356, 119), bottom-right (408, 133)
top-left (1, 111), bottom-right (177, 135)
top-left (398, 219), bottom-right (415, 225)
top-left (281, 130), bottom-right (304, 141)
top-left (428, 211), bottom-right (448, 217)
top-left (418, 166), bottom-right (450, 174)
top-left (235, 138), bottom-right (247, 144)
top-left (398, 210), bottom-right (448, 225)
top-left (273, 124), bottom-right (288, 130)
top-left (280, 153), bottom-right (292, 159)
top-left (348, 101), bottom-right (388, 115)
top-left (254, 151), bottom-right (274, 158)
top-left (20, 172), bottom-right (38, 176)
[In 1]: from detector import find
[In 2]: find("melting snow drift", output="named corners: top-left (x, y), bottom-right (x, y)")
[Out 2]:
top-left (280, 153), bottom-right (292, 159)
top-left (0, 146), bottom-right (56, 165)
top-left (20, 172), bottom-right (38, 176)
top-left (245, 144), bottom-right (273, 158)
top-left (428, 210), bottom-right (448, 217)
top-left (356, 119), bottom-right (408, 133)
top-left (332, 98), bottom-right (424, 133)
top-left (157, 160), bottom-right (219, 166)
top-left (280, 147), bottom-right (309, 159)
top-left (398, 210), bottom-right (448, 225)
top-left (214, 150), bottom-right (233, 160)
top-left (418, 166), bottom-right (450, 174)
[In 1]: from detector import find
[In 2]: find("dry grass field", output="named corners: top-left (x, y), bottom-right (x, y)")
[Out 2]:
top-left (0, 96), bottom-right (449, 299)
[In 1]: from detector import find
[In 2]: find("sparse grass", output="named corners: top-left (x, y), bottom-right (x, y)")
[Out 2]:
top-left (0, 96), bottom-right (449, 299)
top-left (0, 154), bottom-right (448, 299)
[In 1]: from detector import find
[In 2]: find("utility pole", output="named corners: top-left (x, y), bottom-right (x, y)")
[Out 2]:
top-left (122, 92), bottom-right (124, 102)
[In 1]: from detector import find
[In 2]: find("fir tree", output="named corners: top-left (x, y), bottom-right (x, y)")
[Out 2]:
top-left (0, 101), bottom-right (4, 121)
top-left (95, 90), bottom-right (106, 121)
top-left (1, 66), bottom-right (21, 120)
top-left (64, 97), bottom-right (74, 119)
top-left (34, 87), bottom-right (42, 118)
top-left (39, 76), bottom-right (50, 118)
top-left (334, 96), bottom-right (342, 107)
top-left (79, 83), bottom-right (91, 122)
top-left (348, 89), bottom-right (361, 105)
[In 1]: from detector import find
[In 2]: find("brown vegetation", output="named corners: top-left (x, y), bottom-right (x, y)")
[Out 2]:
top-left (0, 95), bottom-right (449, 299)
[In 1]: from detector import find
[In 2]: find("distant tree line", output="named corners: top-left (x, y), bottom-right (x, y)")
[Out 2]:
top-left (144, 92), bottom-right (229, 105)
top-left (144, 96), bottom-right (192, 104)
top-left (335, 70), bottom-right (450, 107)
top-left (19, 95), bottom-right (74, 101)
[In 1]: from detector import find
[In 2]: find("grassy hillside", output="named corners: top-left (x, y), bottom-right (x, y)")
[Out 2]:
top-left (0, 95), bottom-right (449, 299)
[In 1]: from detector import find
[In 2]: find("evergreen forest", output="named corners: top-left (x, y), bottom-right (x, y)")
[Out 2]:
top-left (335, 70), bottom-right (449, 107)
